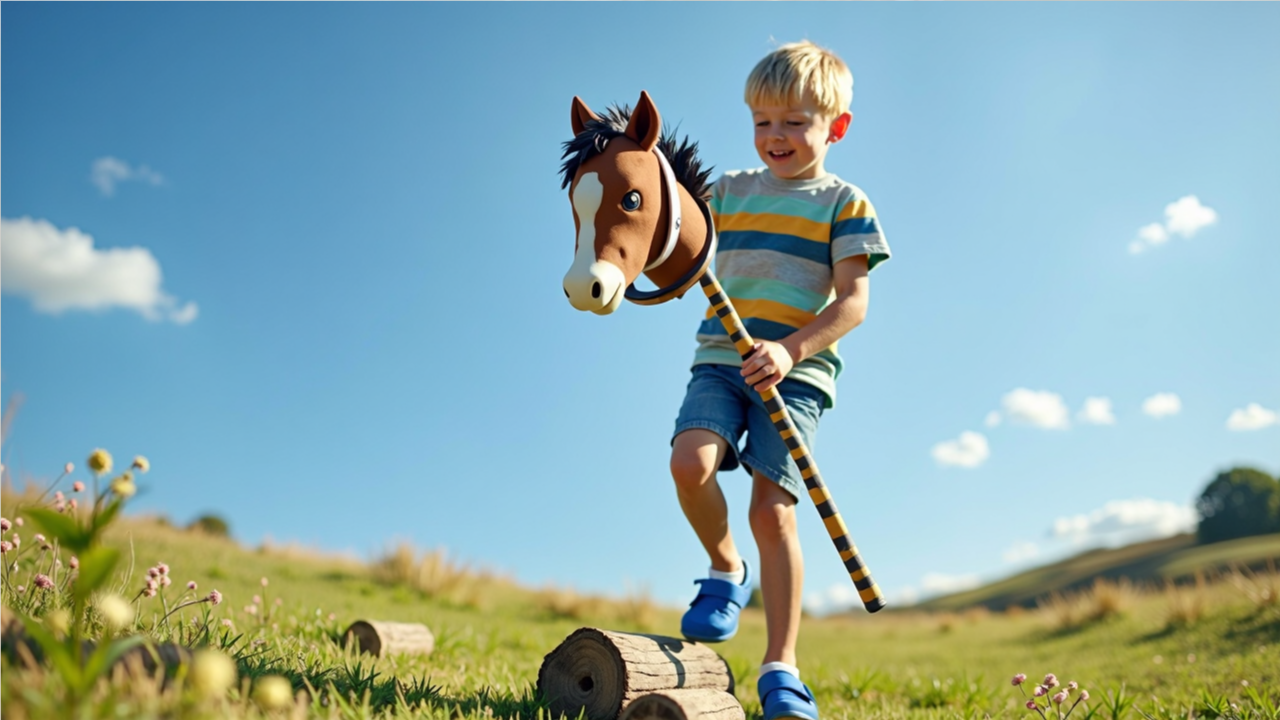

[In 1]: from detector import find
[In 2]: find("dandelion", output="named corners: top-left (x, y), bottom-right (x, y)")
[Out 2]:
top-left (1043, 674), bottom-right (1059, 688)
top-left (72, 481), bottom-right (85, 493)
top-left (1052, 691), bottom-right (1068, 705)
top-left (34, 574), bottom-right (53, 589)
top-left (87, 449), bottom-right (113, 475)
top-left (207, 589), bottom-right (222, 605)
top-left (253, 675), bottom-right (293, 710)
top-left (190, 649), bottom-right (237, 699)
top-left (0, 518), bottom-right (9, 532)
top-left (131, 455), bottom-right (150, 473)
top-left (1012, 673), bottom-right (1027, 686)
top-left (69, 556), bottom-right (79, 570)
top-left (188, 581), bottom-right (198, 591)
top-left (98, 594), bottom-right (133, 630)
top-left (64, 462), bottom-right (74, 475)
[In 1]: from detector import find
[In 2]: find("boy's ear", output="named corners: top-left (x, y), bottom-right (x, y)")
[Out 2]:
top-left (571, 96), bottom-right (601, 136)
top-left (624, 90), bottom-right (662, 151)
top-left (829, 112), bottom-right (853, 143)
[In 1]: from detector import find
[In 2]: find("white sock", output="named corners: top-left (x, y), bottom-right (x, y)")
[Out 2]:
top-left (760, 661), bottom-right (800, 679)
top-left (708, 563), bottom-right (745, 585)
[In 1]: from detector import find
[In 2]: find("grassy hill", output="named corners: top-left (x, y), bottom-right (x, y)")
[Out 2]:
top-left (917, 532), bottom-right (1280, 612)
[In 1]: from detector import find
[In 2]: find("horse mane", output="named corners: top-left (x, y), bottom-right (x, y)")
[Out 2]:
top-left (558, 104), bottom-right (713, 201)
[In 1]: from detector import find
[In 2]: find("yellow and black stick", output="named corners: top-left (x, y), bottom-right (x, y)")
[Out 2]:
top-left (698, 270), bottom-right (886, 613)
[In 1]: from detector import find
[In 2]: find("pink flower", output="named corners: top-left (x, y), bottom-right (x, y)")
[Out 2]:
top-left (252, 595), bottom-right (261, 605)
top-left (143, 586), bottom-right (157, 598)
top-left (34, 534), bottom-right (46, 544)
top-left (54, 501), bottom-right (65, 512)
top-left (207, 589), bottom-right (222, 605)
top-left (64, 463), bottom-right (74, 475)
top-left (161, 575), bottom-right (172, 588)
top-left (245, 605), bottom-right (258, 615)
top-left (16, 585), bottom-right (25, 593)
top-left (146, 578), bottom-right (158, 591)
top-left (187, 581), bottom-right (198, 591)
top-left (34, 574), bottom-right (53, 589)
top-left (53, 491), bottom-right (64, 501)
top-left (11, 535), bottom-right (20, 548)
top-left (68, 499), bottom-right (78, 510)
top-left (148, 567), bottom-right (160, 579)
top-left (1044, 674), bottom-right (1059, 688)
top-left (1034, 686), bottom-right (1047, 697)
top-left (1026, 701), bottom-right (1038, 710)
top-left (1068, 681), bottom-right (1078, 691)
top-left (0, 542), bottom-right (11, 554)
top-left (260, 577), bottom-right (269, 587)
top-left (157, 563), bottom-right (169, 576)
top-left (69, 556), bottom-right (79, 569)
top-left (1013, 673), bottom-right (1027, 686)
top-left (1080, 691), bottom-right (1090, 702)
top-left (1052, 691), bottom-right (1068, 705)
top-left (221, 618), bottom-right (233, 628)
top-left (72, 481), bottom-right (85, 493)
top-left (14, 518), bottom-right (22, 527)
top-left (0, 518), bottom-right (9, 532)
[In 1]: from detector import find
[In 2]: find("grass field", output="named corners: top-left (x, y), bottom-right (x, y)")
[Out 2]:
top-left (3, 493), bottom-right (1280, 719)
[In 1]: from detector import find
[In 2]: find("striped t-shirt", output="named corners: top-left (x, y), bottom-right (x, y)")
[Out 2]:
top-left (694, 168), bottom-right (891, 408)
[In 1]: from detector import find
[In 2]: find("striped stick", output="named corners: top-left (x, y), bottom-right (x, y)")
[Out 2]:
top-left (698, 271), bottom-right (886, 613)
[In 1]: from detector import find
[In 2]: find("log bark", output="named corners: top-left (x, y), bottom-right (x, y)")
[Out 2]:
top-left (342, 620), bottom-right (433, 658)
top-left (618, 690), bottom-right (744, 720)
top-left (537, 627), bottom-right (734, 720)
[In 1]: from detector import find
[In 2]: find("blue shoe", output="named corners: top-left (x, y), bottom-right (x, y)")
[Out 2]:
top-left (758, 670), bottom-right (819, 720)
top-left (680, 561), bottom-right (752, 643)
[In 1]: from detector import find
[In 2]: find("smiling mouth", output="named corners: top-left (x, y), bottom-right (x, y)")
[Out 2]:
top-left (768, 150), bottom-right (794, 160)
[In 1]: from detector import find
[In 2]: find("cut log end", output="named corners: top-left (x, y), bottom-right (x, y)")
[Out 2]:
top-left (618, 690), bottom-right (745, 720)
top-left (342, 620), bottom-right (434, 658)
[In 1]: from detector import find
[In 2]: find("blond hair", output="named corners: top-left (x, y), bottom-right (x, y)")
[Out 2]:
top-left (745, 40), bottom-right (853, 118)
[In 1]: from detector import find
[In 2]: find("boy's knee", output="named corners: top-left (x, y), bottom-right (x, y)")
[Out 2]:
top-left (749, 497), bottom-right (797, 543)
top-left (669, 450), bottom-right (717, 492)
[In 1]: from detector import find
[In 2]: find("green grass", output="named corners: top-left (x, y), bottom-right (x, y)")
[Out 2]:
top-left (4, 510), bottom-right (1280, 719)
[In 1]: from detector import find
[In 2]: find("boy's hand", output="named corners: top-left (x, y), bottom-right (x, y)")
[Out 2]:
top-left (741, 340), bottom-right (796, 392)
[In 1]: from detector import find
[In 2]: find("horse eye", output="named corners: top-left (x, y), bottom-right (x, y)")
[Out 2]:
top-left (622, 191), bottom-right (642, 211)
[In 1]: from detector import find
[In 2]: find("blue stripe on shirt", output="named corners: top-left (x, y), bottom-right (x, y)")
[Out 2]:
top-left (717, 230), bottom-right (829, 265)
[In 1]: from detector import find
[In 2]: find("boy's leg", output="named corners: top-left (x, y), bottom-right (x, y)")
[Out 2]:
top-left (748, 471), bottom-right (802, 666)
top-left (670, 429), bottom-right (742, 572)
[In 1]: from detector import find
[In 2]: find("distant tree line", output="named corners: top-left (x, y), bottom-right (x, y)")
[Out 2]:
top-left (1196, 467), bottom-right (1280, 544)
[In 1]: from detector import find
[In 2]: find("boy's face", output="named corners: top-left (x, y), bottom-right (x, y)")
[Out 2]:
top-left (751, 97), bottom-right (851, 180)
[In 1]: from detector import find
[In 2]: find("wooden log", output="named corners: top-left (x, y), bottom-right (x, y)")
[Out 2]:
top-left (342, 620), bottom-right (433, 658)
top-left (618, 690), bottom-right (744, 720)
top-left (537, 627), bottom-right (734, 720)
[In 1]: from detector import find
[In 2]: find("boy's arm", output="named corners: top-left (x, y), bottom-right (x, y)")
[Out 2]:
top-left (740, 254), bottom-right (870, 392)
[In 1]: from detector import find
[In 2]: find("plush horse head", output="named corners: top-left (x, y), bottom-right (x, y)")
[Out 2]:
top-left (559, 91), bottom-right (716, 314)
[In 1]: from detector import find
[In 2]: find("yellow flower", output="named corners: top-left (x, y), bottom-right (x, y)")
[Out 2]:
top-left (97, 594), bottom-right (133, 630)
top-left (131, 455), bottom-right (150, 473)
top-left (87, 449), bottom-right (113, 475)
top-left (110, 474), bottom-right (137, 499)
top-left (252, 675), bottom-right (294, 709)
top-left (190, 649), bottom-right (237, 699)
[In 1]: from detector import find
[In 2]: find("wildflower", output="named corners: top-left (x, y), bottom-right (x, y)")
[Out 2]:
top-left (221, 618), bottom-right (234, 628)
top-left (1080, 691), bottom-right (1090, 701)
top-left (54, 500), bottom-right (65, 512)
top-left (64, 462), bottom-right (74, 475)
top-left (14, 518), bottom-right (22, 526)
top-left (1034, 686), bottom-right (1047, 697)
top-left (34, 573), bottom-right (53, 589)
top-left (188, 581), bottom-right (198, 591)
top-left (1068, 681), bottom-right (1078, 691)
top-left (69, 556), bottom-right (79, 570)
top-left (1043, 674), bottom-right (1059, 688)
top-left (72, 481), bottom-right (85, 493)
top-left (53, 490), bottom-right (64, 501)
top-left (12, 535), bottom-right (20, 548)
top-left (1052, 691), bottom-right (1068, 705)
top-left (245, 605), bottom-right (258, 615)
top-left (157, 562), bottom-right (169, 575)
top-left (87, 449), bottom-right (113, 475)
top-left (161, 575), bottom-right (172, 588)
top-left (0, 518), bottom-right (9, 532)
top-left (0, 542), bottom-right (11, 554)
top-left (16, 585), bottom-right (25, 594)
top-left (261, 577), bottom-right (268, 587)
top-left (1026, 701), bottom-right (1038, 710)
top-left (34, 533), bottom-right (46, 544)
top-left (110, 475), bottom-right (137, 498)
top-left (143, 586), bottom-right (157, 598)
top-left (207, 589), bottom-right (222, 605)
top-left (253, 594), bottom-right (261, 605)
top-left (191, 649), bottom-right (237, 699)
top-left (148, 566), bottom-right (160, 578)
top-left (131, 455), bottom-right (150, 473)
top-left (146, 578), bottom-right (158, 592)
top-left (1012, 673), bottom-right (1027, 686)
top-left (68, 499), bottom-right (78, 510)
top-left (253, 675), bottom-right (293, 710)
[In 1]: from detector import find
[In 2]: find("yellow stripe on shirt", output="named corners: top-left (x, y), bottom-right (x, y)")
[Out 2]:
top-left (715, 212), bottom-right (830, 244)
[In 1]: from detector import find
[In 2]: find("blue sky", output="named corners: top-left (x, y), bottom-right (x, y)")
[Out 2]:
top-left (3, 3), bottom-right (1277, 614)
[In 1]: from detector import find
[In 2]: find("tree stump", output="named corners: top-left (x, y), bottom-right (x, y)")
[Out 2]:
top-left (537, 628), bottom-right (735, 720)
top-left (618, 690), bottom-right (745, 720)
top-left (342, 620), bottom-right (433, 658)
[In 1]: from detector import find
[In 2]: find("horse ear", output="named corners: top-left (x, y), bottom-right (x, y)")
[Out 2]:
top-left (624, 90), bottom-right (662, 151)
top-left (571, 96), bottom-right (601, 136)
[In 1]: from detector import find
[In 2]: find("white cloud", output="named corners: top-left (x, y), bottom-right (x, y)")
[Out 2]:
top-left (91, 156), bottom-right (165, 197)
top-left (1052, 498), bottom-right (1196, 546)
top-left (1164, 195), bottom-right (1218, 238)
top-left (984, 411), bottom-right (1002, 428)
top-left (1227, 403), bottom-right (1278, 431)
top-left (920, 572), bottom-right (982, 595)
top-left (1002, 541), bottom-right (1039, 564)
top-left (1077, 397), bottom-right (1116, 425)
top-left (1130, 195), bottom-right (1218, 254)
top-left (1002, 388), bottom-right (1070, 429)
top-left (803, 582), bottom-right (863, 615)
top-left (931, 431), bottom-right (989, 468)
top-left (1142, 393), bottom-right (1181, 418)
top-left (0, 216), bottom-right (197, 324)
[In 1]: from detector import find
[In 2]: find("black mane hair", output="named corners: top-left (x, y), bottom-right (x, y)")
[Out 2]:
top-left (558, 104), bottom-right (713, 201)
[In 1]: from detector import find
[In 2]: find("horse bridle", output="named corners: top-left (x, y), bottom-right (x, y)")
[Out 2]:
top-left (622, 148), bottom-right (717, 305)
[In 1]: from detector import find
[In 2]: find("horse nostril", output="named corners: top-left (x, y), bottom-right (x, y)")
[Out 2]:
top-left (591, 281), bottom-right (601, 299)
top-left (564, 288), bottom-right (570, 299)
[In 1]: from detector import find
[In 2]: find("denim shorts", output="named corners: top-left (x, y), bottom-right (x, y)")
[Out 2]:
top-left (672, 363), bottom-right (826, 502)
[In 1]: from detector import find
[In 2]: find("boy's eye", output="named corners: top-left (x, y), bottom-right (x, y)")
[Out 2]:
top-left (622, 191), bottom-right (642, 211)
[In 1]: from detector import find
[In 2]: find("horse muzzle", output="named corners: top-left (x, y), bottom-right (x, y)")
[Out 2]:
top-left (563, 260), bottom-right (625, 315)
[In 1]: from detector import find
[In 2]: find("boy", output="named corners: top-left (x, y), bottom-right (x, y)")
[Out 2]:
top-left (669, 41), bottom-right (890, 720)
